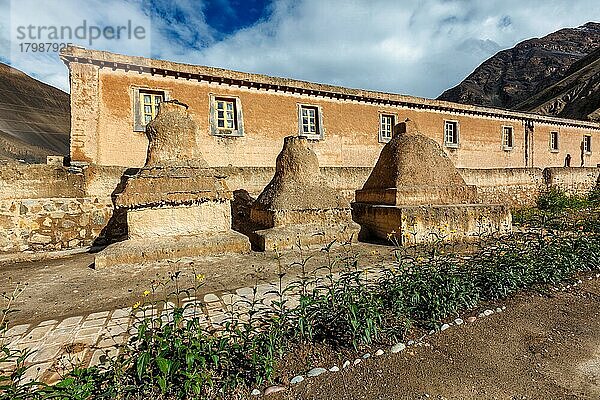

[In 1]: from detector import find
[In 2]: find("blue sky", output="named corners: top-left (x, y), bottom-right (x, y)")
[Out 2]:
top-left (1, 0), bottom-right (599, 98)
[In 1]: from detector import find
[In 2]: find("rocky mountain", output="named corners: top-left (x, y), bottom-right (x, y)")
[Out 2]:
top-left (515, 47), bottom-right (600, 120)
top-left (0, 63), bottom-right (70, 163)
top-left (438, 22), bottom-right (600, 120)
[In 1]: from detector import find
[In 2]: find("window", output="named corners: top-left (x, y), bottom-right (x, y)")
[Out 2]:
top-left (298, 105), bottom-right (323, 139)
top-left (215, 98), bottom-right (237, 130)
top-left (300, 106), bottom-right (318, 135)
top-left (209, 95), bottom-right (244, 137)
top-left (133, 88), bottom-right (166, 132)
top-left (444, 120), bottom-right (459, 148)
top-left (502, 126), bottom-right (514, 150)
top-left (550, 131), bottom-right (559, 151)
top-left (379, 114), bottom-right (395, 142)
top-left (141, 92), bottom-right (163, 125)
top-left (584, 135), bottom-right (592, 154)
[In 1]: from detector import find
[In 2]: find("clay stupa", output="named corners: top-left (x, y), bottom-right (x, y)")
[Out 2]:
top-left (353, 119), bottom-right (511, 244)
top-left (95, 101), bottom-right (250, 268)
top-left (249, 135), bottom-right (359, 250)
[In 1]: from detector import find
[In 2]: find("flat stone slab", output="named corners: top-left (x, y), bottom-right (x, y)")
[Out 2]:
top-left (352, 203), bottom-right (512, 244)
top-left (94, 231), bottom-right (250, 268)
top-left (127, 201), bottom-right (233, 239)
top-left (250, 222), bottom-right (360, 251)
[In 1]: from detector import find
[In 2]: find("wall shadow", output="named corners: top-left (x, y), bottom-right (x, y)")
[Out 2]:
top-left (90, 168), bottom-right (139, 252)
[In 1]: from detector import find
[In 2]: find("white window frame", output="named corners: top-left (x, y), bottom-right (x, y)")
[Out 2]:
top-left (297, 104), bottom-right (324, 140)
top-left (502, 125), bottom-right (514, 151)
top-left (209, 94), bottom-right (244, 137)
top-left (379, 113), bottom-right (396, 143)
top-left (584, 135), bottom-right (592, 154)
top-left (444, 120), bottom-right (459, 148)
top-left (133, 88), bottom-right (168, 132)
top-left (550, 131), bottom-right (559, 152)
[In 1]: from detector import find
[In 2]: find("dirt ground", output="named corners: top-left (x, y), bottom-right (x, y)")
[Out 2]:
top-left (0, 242), bottom-right (391, 325)
top-left (2, 244), bottom-right (600, 399)
top-left (271, 276), bottom-right (600, 400)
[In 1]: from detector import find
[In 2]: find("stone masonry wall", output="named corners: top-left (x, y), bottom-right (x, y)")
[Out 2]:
top-left (0, 162), bottom-right (598, 255)
top-left (0, 164), bottom-right (117, 254)
top-left (0, 197), bottom-right (113, 253)
top-left (458, 168), bottom-right (546, 207)
top-left (543, 167), bottom-right (600, 196)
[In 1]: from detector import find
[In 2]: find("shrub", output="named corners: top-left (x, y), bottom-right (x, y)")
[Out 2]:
top-left (382, 256), bottom-right (479, 328)
top-left (3, 213), bottom-right (600, 399)
top-left (536, 188), bottom-right (587, 212)
top-left (471, 239), bottom-right (535, 299)
top-left (588, 185), bottom-right (600, 205)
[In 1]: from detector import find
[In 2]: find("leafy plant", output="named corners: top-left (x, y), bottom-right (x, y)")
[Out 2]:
top-left (536, 187), bottom-right (588, 212)
top-left (3, 202), bottom-right (600, 399)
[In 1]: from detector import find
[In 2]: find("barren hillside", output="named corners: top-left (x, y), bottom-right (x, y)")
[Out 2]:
top-left (438, 22), bottom-right (600, 121)
top-left (0, 63), bottom-right (70, 163)
top-left (515, 47), bottom-right (600, 120)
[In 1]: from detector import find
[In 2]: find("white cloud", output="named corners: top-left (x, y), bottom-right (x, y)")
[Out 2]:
top-left (2, 0), bottom-right (155, 91)
top-left (156, 0), bottom-right (600, 97)
top-left (1, 0), bottom-right (599, 97)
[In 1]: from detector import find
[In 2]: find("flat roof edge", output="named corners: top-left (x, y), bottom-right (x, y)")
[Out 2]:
top-left (59, 46), bottom-right (600, 130)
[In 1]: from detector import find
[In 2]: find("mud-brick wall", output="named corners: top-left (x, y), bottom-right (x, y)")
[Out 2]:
top-left (219, 166), bottom-right (594, 208)
top-left (0, 164), bottom-right (85, 199)
top-left (458, 168), bottom-right (546, 207)
top-left (543, 167), bottom-right (600, 196)
top-left (0, 197), bottom-right (113, 253)
top-left (218, 166), bottom-right (553, 208)
top-left (216, 166), bottom-right (373, 201)
top-left (214, 167), bottom-right (274, 197)
top-left (321, 167), bottom-right (372, 201)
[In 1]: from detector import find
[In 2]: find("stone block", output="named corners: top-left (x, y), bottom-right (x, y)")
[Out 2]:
top-left (127, 201), bottom-right (232, 239)
top-left (95, 231), bottom-right (250, 268)
top-left (89, 348), bottom-right (118, 367)
top-left (110, 308), bottom-right (132, 319)
top-left (352, 203), bottom-right (512, 244)
top-left (21, 361), bottom-right (51, 384)
top-left (5, 324), bottom-right (30, 336)
top-left (87, 311), bottom-right (111, 319)
top-left (29, 234), bottom-right (52, 245)
top-left (81, 318), bottom-right (107, 328)
top-left (38, 320), bottom-right (59, 327)
top-left (21, 324), bottom-right (55, 342)
top-left (251, 221), bottom-right (360, 251)
top-left (31, 344), bottom-right (62, 363)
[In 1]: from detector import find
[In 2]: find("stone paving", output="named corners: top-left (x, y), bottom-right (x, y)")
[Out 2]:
top-left (0, 267), bottom-right (384, 384)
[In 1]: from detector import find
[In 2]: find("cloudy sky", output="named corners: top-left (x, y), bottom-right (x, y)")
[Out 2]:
top-left (0, 0), bottom-right (599, 98)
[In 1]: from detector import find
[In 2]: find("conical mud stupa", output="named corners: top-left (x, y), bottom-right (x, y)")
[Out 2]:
top-left (249, 136), bottom-right (359, 250)
top-left (353, 119), bottom-right (511, 244)
top-left (95, 101), bottom-right (250, 268)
